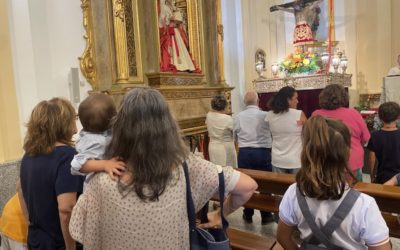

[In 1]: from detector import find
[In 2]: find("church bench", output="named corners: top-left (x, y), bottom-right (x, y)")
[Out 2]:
top-left (227, 228), bottom-right (275, 250)
top-left (353, 182), bottom-right (400, 214)
top-left (236, 168), bottom-right (293, 214)
top-left (221, 169), bottom-right (294, 249)
top-left (382, 213), bottom-right (400, 238)
top-left (353, 182), bottom-right (400, 238)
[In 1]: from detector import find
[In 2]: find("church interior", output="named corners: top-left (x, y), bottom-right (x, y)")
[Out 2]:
top-left (1, 0), bottom-right (400, 249)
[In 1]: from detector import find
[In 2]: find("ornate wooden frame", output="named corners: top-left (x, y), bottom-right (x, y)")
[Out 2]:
top-left (79, 0), bottom-right (208, 90)
top-left (79, 0), bottom-right (232, 136)
top-left (155, 0), bottom-right (204, 72)
top-left (80, 0), bottom-right (96, 89)
top-left (111, 0), bottom-right (143, 84)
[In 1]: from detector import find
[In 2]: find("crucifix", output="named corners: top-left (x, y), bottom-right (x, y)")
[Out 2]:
top-left (270, 0), bottom-right (321, 47)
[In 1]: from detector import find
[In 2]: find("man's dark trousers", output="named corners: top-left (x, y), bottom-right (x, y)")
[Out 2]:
top-left (238, 147), bottom-right (272, 220)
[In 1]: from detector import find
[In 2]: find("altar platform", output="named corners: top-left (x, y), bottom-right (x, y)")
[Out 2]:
top-left (254, 73), bottom-right (352, 116)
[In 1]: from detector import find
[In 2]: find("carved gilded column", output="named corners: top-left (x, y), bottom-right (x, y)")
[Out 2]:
top-left (187, 0), bottom-right (202, 70)
top-left (79, 0), bottom-right (97, 90)
top-left (112, 0), bottom-right (129, 83)
top-left (216, 0), bottom-right (225, 84)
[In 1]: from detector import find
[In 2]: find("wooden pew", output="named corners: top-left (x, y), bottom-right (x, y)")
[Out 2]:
top-left (235, 169), bottom-right (400, 238)
top-left (227, 228), bottom-right (275, 250)
top-left (353, 182), bottom-right (400, 238)
top-left (225, 169), bottom-right (295, 250)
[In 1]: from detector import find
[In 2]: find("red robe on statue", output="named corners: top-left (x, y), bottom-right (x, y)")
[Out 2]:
top-left (158, 0), bottom-right (200, 73)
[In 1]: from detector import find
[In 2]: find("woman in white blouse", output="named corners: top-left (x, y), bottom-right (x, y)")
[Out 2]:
top-left (265, 86), bottom-right (306, 174)
top-left (206, 95), bottom-right (238, 168)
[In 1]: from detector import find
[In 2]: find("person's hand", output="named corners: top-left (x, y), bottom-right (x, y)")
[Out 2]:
top-left (103, 157), bottom-right (126, 181)
top-left (198, 209), bottom-right (222, 229)
top-left (297, 119), bottom-right (305, 126)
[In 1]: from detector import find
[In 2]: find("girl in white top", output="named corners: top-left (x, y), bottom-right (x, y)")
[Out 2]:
top-left (277, 116), bottom-right (390, 250)
top-left (265, 86), bottom-right (306, 174)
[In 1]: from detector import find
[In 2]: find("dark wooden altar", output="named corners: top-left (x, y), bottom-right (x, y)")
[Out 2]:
top-left (254, 73), bottom-right (352, 117)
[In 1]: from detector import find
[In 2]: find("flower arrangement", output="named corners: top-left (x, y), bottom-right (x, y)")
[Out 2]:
top-left (280, 48), bottom-right (320, 76)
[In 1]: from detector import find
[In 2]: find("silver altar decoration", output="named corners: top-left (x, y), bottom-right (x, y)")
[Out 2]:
top-left (253, 73), bottom-right (352, 93)
top-left (255, 49), bottom-right (267, 79)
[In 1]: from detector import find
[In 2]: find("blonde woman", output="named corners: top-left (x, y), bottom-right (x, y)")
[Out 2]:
top-left (19, 98), bottom-right (84, 250)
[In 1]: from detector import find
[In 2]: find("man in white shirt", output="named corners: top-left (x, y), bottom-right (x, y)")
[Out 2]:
top-left (234, 91), bottom-right (274, 224)
top-left (387, 54), bottom-right (400, 76)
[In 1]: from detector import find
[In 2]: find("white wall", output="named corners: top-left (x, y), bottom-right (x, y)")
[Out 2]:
top-left (221, 0), bottom-right (246, 114)
top-left (221, 0), bottom-right (288, 115)
top-left (7, 0), bottom-right (90, 138)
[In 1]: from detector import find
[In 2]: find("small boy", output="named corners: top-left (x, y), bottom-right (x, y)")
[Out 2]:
top-left (367, 101), bottom-right (400, 184)
top-left (71, 93), bottom-right (125, 182)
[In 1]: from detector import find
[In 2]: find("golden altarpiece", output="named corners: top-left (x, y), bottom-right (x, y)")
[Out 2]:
top-left (79, 0), bottom-right (231, 140)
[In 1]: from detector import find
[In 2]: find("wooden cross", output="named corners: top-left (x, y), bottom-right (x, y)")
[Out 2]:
top-left (270, 0), bottom-right (319, 12)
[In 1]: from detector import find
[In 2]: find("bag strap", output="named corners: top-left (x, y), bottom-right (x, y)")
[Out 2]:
top-left (182, 161), bottom-right (228, 230)
top-left (216, 167), bottom-right (229, 230)
top-left (296, 187), bottom-right (360, 249)
top-left (183, 161), bottom-right (197, 230)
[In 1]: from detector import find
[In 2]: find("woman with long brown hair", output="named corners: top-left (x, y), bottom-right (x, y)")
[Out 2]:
top-left (19, 98), bottom-right (84, 250)
top-left (70, 88), bottom-right (257, 249)
top-left (277, 116), bottom-right (390, 249)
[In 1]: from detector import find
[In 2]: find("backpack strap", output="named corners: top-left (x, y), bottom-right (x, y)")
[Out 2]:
top-left (296, 187), bottom-right (361, 249)
top-left (321, 189), bottom-right (360, 237)
top-left (296, 187), bottom-right (333, 249)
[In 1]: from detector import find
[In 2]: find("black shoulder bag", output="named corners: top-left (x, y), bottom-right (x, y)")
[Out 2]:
top-left (182, 161), bottom-right (231, 250)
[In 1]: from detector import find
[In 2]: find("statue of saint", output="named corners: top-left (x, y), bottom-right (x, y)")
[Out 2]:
top-left (158, 0), bottom-right (200, 73)
top-left (271, 0), bottom-right (321, 47)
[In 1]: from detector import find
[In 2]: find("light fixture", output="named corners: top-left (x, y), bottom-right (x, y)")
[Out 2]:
top-left (255, 49), bottom-right (267, 79)
top-left (255, 61), bottom-right (265, 79)
top-left (321, 52), bottom-right (329, 72)
top-left (271, 63), bottom-right (279, 78)
top-left (340, 55), bottom-right (348, 74)
top-left (332, 55), bottom-right (341, 73)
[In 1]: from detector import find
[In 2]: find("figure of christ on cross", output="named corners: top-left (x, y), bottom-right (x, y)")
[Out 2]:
top-left (270, 0), bottom-right (321, 47)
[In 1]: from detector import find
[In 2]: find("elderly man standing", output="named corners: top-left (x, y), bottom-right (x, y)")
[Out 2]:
top-left (234, 91), bottom-right (274, 224)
